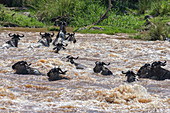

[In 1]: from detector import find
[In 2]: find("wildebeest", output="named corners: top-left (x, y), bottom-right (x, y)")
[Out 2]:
top-left (47, 67), bottom-right (68, 81)
top-left (66, 55), bottom-right (87, 69)
top-left (38, 32), bottom-right (54, 47)
top-left (65, 33), bottom-right (76, 43)
top-left (12, 61), bottom-right (42, 75)
top-left (53, 21), bottom-right (67, 45)
top-left (93, 61), bottom-right (113, 75)
top-left (122, 70), bottom-right (137, 83)
top-left (2, 33), bottom-right (24, 48)
top-left (150, 61), bottom-right (170, 80)
top-left (137, 63), bottom-right (151, 78)
top-left (137, 61), bottom-right (170, 80)
top-left (53, 43), bottom-right (68, 53)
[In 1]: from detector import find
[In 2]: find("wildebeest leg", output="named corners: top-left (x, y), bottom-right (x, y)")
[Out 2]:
top-left (14, 39), bottom-right (18, 47)
top-left (7, 40), bottom-right (15, 47)
top-left (55, 47), bottom-right (61, 53)
top-left (53, 37), bottom-right (58, 46)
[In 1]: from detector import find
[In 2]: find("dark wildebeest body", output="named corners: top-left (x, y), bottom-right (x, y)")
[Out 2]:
top-left (122, 70), bottom-right (137, 83)
top-left (38, 32), bottom-right (54, 47)
top-left (47, 67), bottom-right (68, 81)
top-left (66, 55), bottom-right (87, 69)
top-left (53, 43), bottom-right (68, 53)
top-left (93, 61), bottom-right (113, 75)
top-left (137, 63), bottom-right (151, 78)
top-left (137, 61), bottom-right (170, 80)
top-left (53, 22), bottom-right (66, 45)
top-left (150, 61), bottom-right (170, 80)
top-left (12, 61), bottom-right (42, 75)
top-left (2, 33), bottom-right (24, 48)
top-left (65, 33), bottom-right (76, 43)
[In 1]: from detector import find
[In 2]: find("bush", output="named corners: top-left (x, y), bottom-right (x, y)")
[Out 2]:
top-left (150, 0), bottom-right (170, 17)
top-left (149, 22), bottom-right (168, 41)
top-left (0, 4), bottom-right (44, 27)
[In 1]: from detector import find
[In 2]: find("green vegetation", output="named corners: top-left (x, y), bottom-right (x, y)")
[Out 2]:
top-left (0, 5), bottom-right (44, 27)
top-left (0, 0), bottom-right (169, 40)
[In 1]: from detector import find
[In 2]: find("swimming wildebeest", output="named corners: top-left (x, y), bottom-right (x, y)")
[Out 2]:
top-left (65, 33), bottom-right (76, 43)
top-left (122, 70), bottom-right (137, 83)
top-left (137, 63), bottom-right (151, 78)
top-left (53, 21), bottom-right (67, 45)
top-left (53, 43), bottom-right (68, 53)
top-left (150, 61), bottom-right (170, 80)
top-left (2, 33), bottom-right (24, 48)
top-left (47, 67), bottom-right (68, 81)
top-left (37, 32), bottom-right (55, 47)
top-left (137, 61), bottom-right (170, 80)
top-left (93, 61), bottom-right (113, 75)
top-left (66, 55), bottom-right (87, 69)
top-left (12, 61), bottom-right (42, 75)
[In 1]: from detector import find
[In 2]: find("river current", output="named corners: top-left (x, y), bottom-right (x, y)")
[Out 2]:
top-left (0, 30), bottom-right (169, 112)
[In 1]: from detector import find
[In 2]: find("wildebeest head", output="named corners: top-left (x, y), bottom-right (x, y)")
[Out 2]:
top-left (137, 63), bottom-right (151, 78)
top-left (47, 67), bottom-right (68, 81)
top-left (53, 43), bottom-right (68, 53)
top-left (39, 32), bottom-right (54, 47)
top-left (122, 70), bottom-right (137, 83)
top-left (66, 55), bottom-right (86, 69)
top-left (12, 61), bottom-right (29, 69)
top-left (7, 33), bottom-right (24, 47)
top-left (66, 55), bottom-right (78, 64)
top-left (12, 61), bottom-right (31, 74)
top-left (65, 32), bottom-right (76, 43)
top-left (151, 61), bottom-right (166, 69)
top-left (12, 61), bottom-right (42, 75)
top-left (93, 61), bottom-right (110, 73)
top-left (95, 61), bottom-right (110, 66)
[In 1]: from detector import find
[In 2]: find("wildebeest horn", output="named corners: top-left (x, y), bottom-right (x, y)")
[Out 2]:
top-left (102, 62), bottom-right (110, 66)
top-left (73, 56), bottom-right (79, 59)
top-left (161, 61), bottom-right (166, 66)
top-left (40, 32), bottom-right (45, 36)
top-left (106, 63), bottom-right (110, 65)
top-left (27, 63), bottom-right (32, 66)
top-left (122, 71), bottom-right (127, 74)
top-left (19, 34), bottom-right (24, 37)
top-left (95, 61), bottom-right (98, 64)
top-left (8, 33), bottom-right (13, 37)
top-left (164, 61), bottom-right (167, 64)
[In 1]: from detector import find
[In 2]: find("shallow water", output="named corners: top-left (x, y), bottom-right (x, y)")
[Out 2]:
top-left (0, 30), bottom-right (169, 112)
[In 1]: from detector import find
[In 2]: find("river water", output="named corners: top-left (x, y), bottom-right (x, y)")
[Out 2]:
top-left (0, 29), bottom-right (169, 112)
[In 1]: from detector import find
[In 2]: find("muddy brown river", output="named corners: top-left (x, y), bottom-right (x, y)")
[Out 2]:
top-left (0, 29), bottom-right (169, 112)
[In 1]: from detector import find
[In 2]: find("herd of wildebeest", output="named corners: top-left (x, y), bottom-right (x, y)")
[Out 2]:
top-left (1, 22), bottom-right (170, 82)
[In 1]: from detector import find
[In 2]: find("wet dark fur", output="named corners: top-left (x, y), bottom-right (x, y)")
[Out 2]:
top-left (137, 61), bottom-right (170, 80)
top-left (12, 61), bottom-right (42, 75)
top-left (93, 61), bottom-right (113, 75)
top-left (47, 67), bottom-right (68, 81)
top-left (122, 70), bottom-right (137, 83)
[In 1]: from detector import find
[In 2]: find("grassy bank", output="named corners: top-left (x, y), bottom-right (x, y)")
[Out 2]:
top-left (0, 0), bottom-right (169, 40)
top-left (0, 4), bottom-right (44, 28)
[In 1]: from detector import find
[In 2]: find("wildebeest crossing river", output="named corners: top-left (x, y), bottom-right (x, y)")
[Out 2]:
top-left (0, 29), bottom-right (169, 112)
